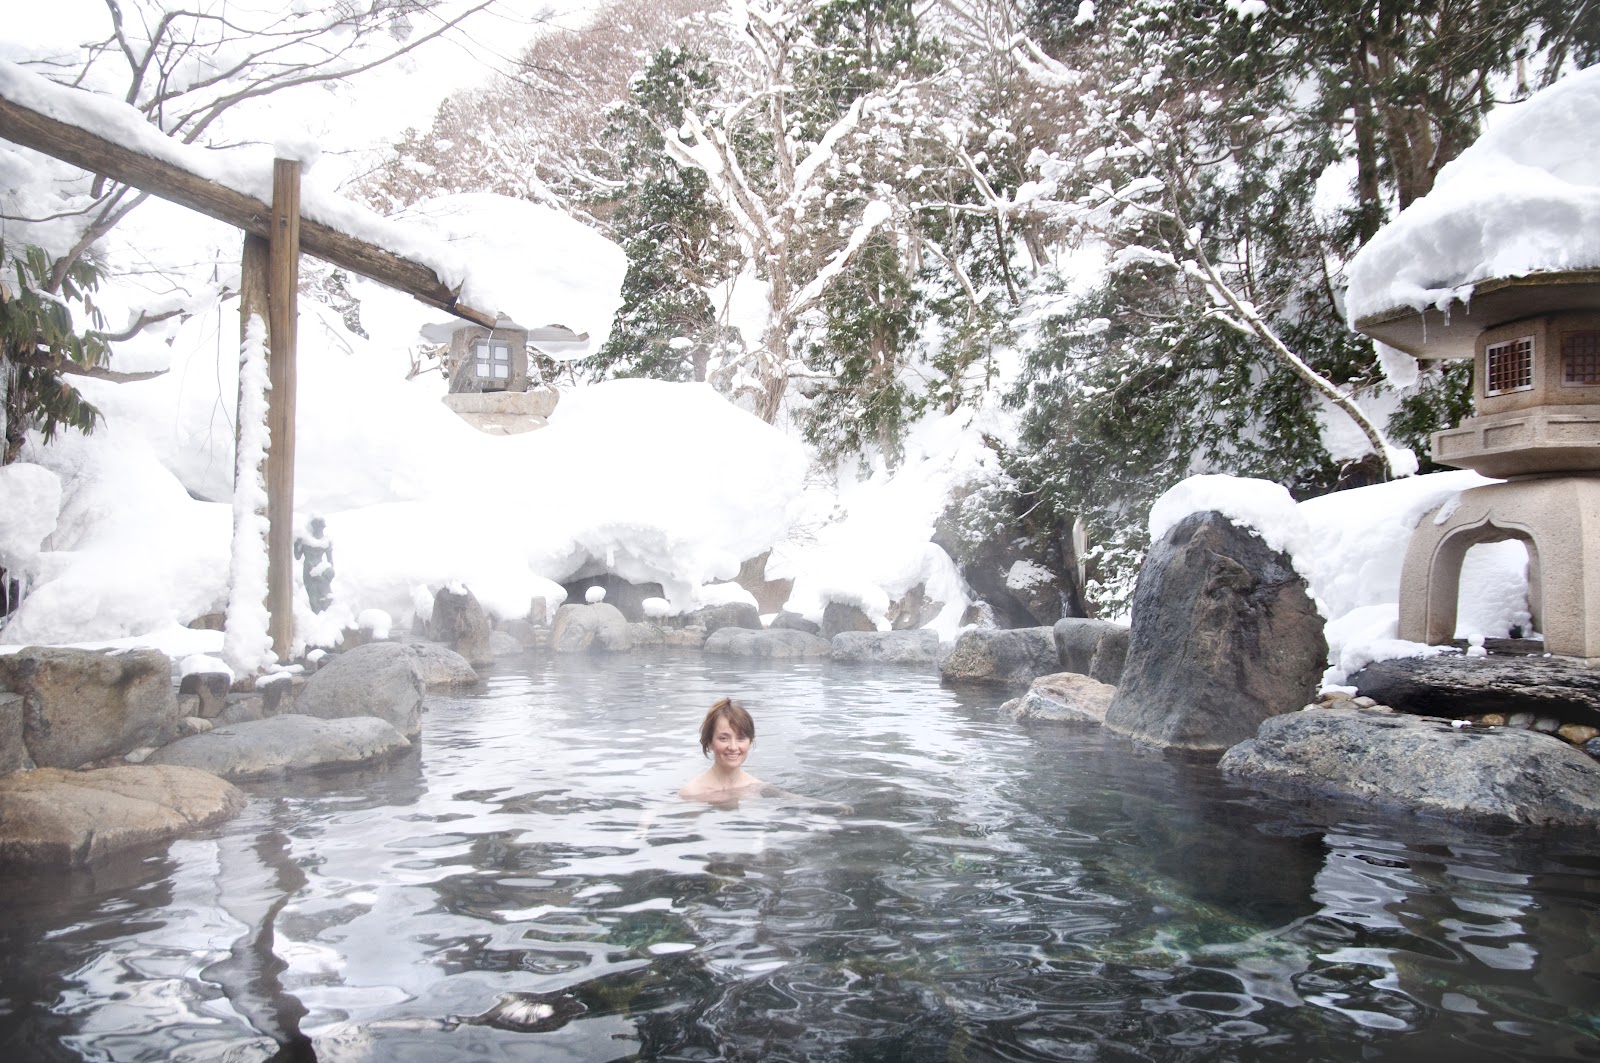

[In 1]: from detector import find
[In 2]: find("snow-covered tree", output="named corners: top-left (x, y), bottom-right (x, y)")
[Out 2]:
top-left (364, 0), bottom-right (713, 216)
top-left (659, 0), bottom-right (938, 422)
top-left (999, 0), bottom-right (1593, 611)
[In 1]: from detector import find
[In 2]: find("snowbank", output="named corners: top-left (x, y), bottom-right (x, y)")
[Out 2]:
top-left (776, 406), bottom-right (1001, 640)
top-left (1345, 66), bottom-right (1600, 322)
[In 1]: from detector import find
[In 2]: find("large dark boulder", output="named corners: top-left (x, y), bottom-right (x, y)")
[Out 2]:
top-left (1105, 511), bottom-right (1325, 752)
top-left (0, 647), bottom-right (180, 769)
top-left (831, 630), bottom-right (940, 666)
top-left (1220, 707), bottom-right (1600, 826)
top-left (0, 764), bottom-right (245, 866)
top-left (1052, 618), bottom-right (1130, 685)
top-left (1350, 654), bottom-right (1600, 729)
top-left (428, 586), bottom-right (493, 667)
top-left (294, 642), bottom-right (425, 738)
top-left (938, 627), bottom-right (1059, 688)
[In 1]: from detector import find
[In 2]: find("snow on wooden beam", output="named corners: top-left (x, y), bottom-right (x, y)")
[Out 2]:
top-left (0, 93), bottom-right (495, 328)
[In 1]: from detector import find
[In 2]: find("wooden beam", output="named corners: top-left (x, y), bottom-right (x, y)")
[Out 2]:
top-left (0, 94), bottom-right (495, 328)
top-left (266, 160), bottom-right (300, 663)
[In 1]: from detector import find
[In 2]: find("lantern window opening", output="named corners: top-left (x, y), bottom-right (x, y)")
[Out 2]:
top-left (1560, 330), bottom-right (1600, 388)
top-left (473, 338), bottom-right (513, 383)
top-left (1485, 335), bottom-right (1534, 396)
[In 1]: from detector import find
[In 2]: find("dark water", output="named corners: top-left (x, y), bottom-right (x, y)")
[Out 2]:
top-left (2, 651), bottom-right (1598, 1062)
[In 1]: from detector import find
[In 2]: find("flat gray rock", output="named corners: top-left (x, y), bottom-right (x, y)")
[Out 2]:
top-left (703, 627), bottom-right (831, 657)
top-left (1220, 707), bottom-right (1600, 826)
top-left (148, 714), bottom-right (410, 781)
top-left (0, 764), bottom-right (245, 866)
top-left (831, 629), bottom-right (940, 666)
top-left (1350, 654), bottom-right (1600, 728)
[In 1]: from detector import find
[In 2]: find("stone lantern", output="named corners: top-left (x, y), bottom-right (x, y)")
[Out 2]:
top-left (1355, 270), bottom-right (1600, 661)
top-left (427, 318), bottom-right (588, 436)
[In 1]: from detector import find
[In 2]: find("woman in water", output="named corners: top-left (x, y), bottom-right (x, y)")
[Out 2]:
top-left (679, 697), bottom-right (763, 800)
top-left (678, 697), bottom-right (853, 812)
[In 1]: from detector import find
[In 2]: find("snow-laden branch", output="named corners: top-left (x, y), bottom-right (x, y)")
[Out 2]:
top-left (785, 200), bottom-right (893, 318)
top-left (789, 95), bottom-right (865, 204)
top-left (1031, 129), bottom-right (1411, 479)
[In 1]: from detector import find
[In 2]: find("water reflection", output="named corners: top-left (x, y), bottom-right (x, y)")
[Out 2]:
top-left (1, 650), bottom-right (1597, 1061)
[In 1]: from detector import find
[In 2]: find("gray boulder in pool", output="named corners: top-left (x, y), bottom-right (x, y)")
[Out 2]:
top-left (0, 764), bottom-right (245, 866)
top-left (294, 642), bottom-right (425, 737)
top-left (1003, 672), bottom-right (1115, 724)
top-left (428, 585), bottom-right (494, 666)
top-left (1052, 618), bottom-right (1129, 685)
top-left (1220, 707), bottom-right (1600, 826)
top-left (685, 601), bottom-right (762, 636)
top-left (551, 602), bottom-right (633, 652)
top-left (938, 627), bottom-right (1058, 688)
top-left (0, 646), bottom-right (180, 770)
top-left (1105, 510), bottom-right (1324, 752)
top-left (148, 714), bottom-right (410, 781)
top-left (703, 627), bottom-right (831, 657)
top-left (832, 629), bottom-right (939, 666)
top-left (402, 642), bottom-right (482, 688)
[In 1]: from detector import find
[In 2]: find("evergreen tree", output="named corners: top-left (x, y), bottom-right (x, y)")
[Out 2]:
top-left (585, 48), bottom-right (742, 382)
top-left (1, 245), bottom-right (110, 465)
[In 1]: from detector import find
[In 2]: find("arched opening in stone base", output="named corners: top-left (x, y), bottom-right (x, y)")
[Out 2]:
top-left (1399, 477), bottom-right (1600, 661)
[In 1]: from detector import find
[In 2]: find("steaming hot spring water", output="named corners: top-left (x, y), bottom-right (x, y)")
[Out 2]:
top-left (2, 651), bottom-right (1596, 1062)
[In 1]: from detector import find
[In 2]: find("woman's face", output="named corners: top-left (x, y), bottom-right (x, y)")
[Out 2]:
top-left (710, 719), bottom-right (751, 771)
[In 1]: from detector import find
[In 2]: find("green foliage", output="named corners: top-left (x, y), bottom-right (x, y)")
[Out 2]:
top-left (800, 0), bottom-right (942, 125)
top-left (1, 244), bottom-right (109, 465)
top-left (583, 48), bottom-right (741, 382)
top-left (800, 230), bottom-right (921, 464)
top-left (1387, 359), bottom-right (1476, 474)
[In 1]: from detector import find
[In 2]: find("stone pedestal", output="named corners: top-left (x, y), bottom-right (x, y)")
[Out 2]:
top-left (441, 387), bottom-right (558, 435)
top-left (1399, 476), bottom-right (1600, 662)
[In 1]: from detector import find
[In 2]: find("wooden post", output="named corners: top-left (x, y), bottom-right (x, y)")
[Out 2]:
top-left (265, 159), bottom-right (301, 662)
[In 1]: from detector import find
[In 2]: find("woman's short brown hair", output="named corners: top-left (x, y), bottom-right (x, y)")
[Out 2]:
top-left (699, 696), bottom-right (754, 756)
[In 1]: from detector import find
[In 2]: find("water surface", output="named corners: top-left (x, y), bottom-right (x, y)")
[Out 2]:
top-left (2, 650), bottom-right (1597, 1061)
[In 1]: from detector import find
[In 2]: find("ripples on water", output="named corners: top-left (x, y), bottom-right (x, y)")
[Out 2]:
top-left (2, 650), bottom-right (1598, 1062)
